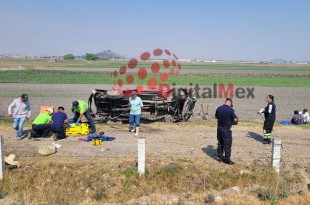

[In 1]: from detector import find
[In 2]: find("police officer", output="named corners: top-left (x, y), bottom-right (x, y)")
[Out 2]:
top-left (215, 98), bottom-right (238, 165)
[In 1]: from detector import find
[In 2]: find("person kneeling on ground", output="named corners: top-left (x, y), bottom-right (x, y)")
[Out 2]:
top-left (291, 110), bottom-right (303, 125)
top-left (30, 108), bottom-right (53, 139)
top-left (71, 100), bottom-right (96, 134)
top-left (51, 106), bottom-right (68, 141)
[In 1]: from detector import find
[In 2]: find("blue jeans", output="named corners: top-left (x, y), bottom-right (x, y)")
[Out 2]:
top-left (129, 114), bottom-right (141, 127)
top-left (13, 117), bottom-right (26, 138)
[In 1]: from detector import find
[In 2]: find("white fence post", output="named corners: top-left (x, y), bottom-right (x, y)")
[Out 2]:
top-left (138, 137), bottom-right (145, 175)
top-left (271, 139), bottom-right (281, 173)
top-left (0, 136), bottom-right (4, 180)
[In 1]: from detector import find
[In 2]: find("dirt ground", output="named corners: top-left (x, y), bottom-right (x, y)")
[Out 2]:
top-left (23, 67), bottom-right (310, 75)
top-left (1, 82), bottom-right (310, 203)
top-left (1, 82), bottom-right (309, 165)
top-left (0, 83), bottom-right (309, 122)
top-left (1, 121), bottom-right (310, 193)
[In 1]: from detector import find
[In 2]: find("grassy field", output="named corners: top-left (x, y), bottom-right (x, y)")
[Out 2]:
top-left (0, 157), bottom-right (308, 204)
top-left (0, 70), bottom-right (310, 87)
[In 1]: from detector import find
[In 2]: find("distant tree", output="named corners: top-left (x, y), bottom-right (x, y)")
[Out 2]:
top-left (63, 54), bottom-right (75, 60)
top-left (85, 53), bottom-right (99, 61)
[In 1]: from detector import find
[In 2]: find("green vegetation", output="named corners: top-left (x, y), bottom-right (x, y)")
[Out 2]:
top-left (167, 74), bottom-right (310, 87)
top-left (0, 70), bottom-right (309, 87)
top-left (63, 54), bottom-right (75, 60)
top-left (85, 53), bottom-right (99, 61)
top-left (0, 70), bottom-right (113, 84)
top-left (0, 158), bottom-right (302, 204)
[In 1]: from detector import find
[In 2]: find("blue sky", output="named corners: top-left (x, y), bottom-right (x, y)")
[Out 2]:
top-left (1, 0), bottom-right (309, 61)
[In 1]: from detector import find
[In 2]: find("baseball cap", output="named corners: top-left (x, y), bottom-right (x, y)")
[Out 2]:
top-left (226, 98), bottom-right (233, 107)
top-left (72, 101), bottom-right (79, 107)
top-left (21, 93), bottom-right (28, 101)
top-left (131, 90), bottom-right (137, 96)
top-left (46, 108), bottom-right (53, 113)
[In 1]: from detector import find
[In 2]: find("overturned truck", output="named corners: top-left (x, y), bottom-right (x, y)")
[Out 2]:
top-left (88, 88), bottom-right (197, 123)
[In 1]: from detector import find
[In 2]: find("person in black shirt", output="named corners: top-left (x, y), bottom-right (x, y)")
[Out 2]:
top-left (291, 110), bottom-right (303, 125)
top-left (215, 98), bottom-right (238, 165)
top-left (51, 106), bottom-right (68, 140)
top-left (259, 95), bottom-right (276, 144)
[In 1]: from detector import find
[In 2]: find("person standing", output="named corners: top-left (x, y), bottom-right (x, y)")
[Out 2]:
top-left (71, 100), bottom-right (96, 133)
top-left (215, 98), bottom-right (238, 165)
top-left (30, 108), bottom-right (53, 139)
top-left (51, 106), bottom-right (68, 140)
top-left (8, 93), bottom-right (31, 139)
top-left (259, 95), bottom-right (276, 144)
top-left (129, 90), bottom-right (143, 136)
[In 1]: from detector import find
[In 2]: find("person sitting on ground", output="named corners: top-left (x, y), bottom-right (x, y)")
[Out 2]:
top-left (71, 100), bottom-right (96, 134)
top-left (51, 106), bottom-right (68, 141)
top-left (30, 108), bottom-right (53, 139)
top-left (299, 109), bottom-right (309, 124)
top-left (291, 110), bottom-right (303, 125)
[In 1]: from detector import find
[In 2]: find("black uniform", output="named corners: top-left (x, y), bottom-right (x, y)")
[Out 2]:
top-left (263, 101), bottom-right (276, 141)
top-left (215, 105), bottom-right (238, 163)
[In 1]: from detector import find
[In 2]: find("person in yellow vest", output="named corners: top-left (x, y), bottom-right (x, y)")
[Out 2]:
top-left (71, 100), bottom-right (96, 133)
top-left (30, 108), bottom-right (53, 139)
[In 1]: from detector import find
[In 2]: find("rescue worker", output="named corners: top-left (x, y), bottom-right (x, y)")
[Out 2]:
top-left (71, 100), bottom-right (96, 134)
top-left (215, 98), bottom-right (238, 165)
top-left (30, 108), bottom-right (53, 139)
top-left (51, 106), bottom-right (68, 140)
top-left (259, 95), bottom-right (276, 144)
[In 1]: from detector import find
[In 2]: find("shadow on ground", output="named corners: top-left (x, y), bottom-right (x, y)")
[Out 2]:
top-left (247, 132), bottom-right (263, 143)
top-left (202, 145), bottom-right (218, 161)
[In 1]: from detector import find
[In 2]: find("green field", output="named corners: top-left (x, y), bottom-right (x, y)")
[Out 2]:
top-left (1, 70), bottom-right (310, 87)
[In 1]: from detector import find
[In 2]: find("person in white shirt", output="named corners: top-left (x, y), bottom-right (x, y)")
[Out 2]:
top-left (299, 109), bottom-right (309, 124)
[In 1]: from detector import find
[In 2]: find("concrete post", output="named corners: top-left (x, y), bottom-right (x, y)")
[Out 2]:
top-left (0, 136), bottom-right (4, 180)
top-left (271, 139), bottom-right (281, 173)
top-left (138, 137), bottom-right (145, 175)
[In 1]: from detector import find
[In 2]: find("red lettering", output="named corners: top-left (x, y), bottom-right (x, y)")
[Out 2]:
top-left (218, 83), bottom-right (233, 98)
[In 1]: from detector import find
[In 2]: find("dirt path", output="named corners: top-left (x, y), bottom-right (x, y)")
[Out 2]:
top-left (1, 119), bottom-right (309, 202)
top-left (2, 123), bottom-right (309, 168)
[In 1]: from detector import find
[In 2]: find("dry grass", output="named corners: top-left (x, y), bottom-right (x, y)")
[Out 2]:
top-left (0, 157), bottom-right (308, 204)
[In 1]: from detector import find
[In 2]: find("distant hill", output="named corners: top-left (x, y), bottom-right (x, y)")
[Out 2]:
top-left (96, 50), bottom-right (124, 60)
top-left (267, 58), bottom-right (288, 63)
